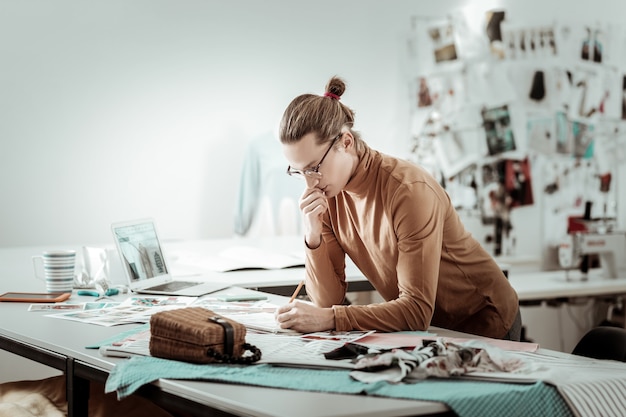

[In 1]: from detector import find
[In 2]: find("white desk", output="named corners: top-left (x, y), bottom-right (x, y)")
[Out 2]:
top-left (0, 244), bottom-right (452, 416)
top-left (0, 290), bottom-right (453, 417)
top-left (1, 242), bottom-right (624, 416)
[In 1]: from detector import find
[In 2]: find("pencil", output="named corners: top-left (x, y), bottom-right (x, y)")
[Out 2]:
top-left (288, 280), bottom-right (305, 303)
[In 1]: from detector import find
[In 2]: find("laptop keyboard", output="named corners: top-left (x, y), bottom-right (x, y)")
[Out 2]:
top-left (147, 281), bottom-right (194, 292)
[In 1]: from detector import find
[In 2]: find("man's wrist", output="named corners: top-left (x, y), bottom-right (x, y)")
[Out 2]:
top-left (305, 234), bottom-right (321, 249)
top-left (325, 307), bottom-right (336, 330)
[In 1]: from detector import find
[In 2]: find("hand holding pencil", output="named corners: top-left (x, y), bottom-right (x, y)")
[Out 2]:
top-left (276, 280), bottom-right (336, 333)
top-left (288, 280), bottom-right (305, 303)
top-left (274, 280), bottom-right (304, 330)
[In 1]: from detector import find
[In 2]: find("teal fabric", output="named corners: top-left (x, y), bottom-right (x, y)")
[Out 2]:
top-left (105, 356), bottom-right (573, 417)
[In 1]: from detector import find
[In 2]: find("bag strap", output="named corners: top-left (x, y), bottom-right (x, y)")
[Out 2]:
top-left (207, 316), bottom-right (262, 364)
top-left (210, 316), bottom-right (234, 356)
top-left (206, 343), bottom-right (262, 364)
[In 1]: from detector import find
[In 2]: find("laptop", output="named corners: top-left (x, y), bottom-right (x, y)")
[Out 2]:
top-left (111, 218), bottom-right (228, 296)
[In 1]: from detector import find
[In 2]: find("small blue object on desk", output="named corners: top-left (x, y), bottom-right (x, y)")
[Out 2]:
top-left (77, 288), bottom-right (119, 297)
top-left (77, 290), bottom-right (99, 297)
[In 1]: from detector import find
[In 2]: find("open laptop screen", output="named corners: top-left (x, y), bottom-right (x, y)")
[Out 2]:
top-left (112, 220), bottom-right (168, 283)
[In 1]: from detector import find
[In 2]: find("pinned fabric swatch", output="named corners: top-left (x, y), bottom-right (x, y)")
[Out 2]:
top-left (529, 70), bottom-right (546, 101)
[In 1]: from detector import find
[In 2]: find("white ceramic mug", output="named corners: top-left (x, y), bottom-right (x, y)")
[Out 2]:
top-left (32, 250), bottom-right (76, 293)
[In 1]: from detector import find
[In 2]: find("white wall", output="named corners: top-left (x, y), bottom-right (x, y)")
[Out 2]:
top-left (1, 0), bottom-right (625, 249)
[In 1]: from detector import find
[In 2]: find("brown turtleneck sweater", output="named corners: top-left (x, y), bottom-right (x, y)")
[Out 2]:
top-left (304, 144), bottom-right (519, 339)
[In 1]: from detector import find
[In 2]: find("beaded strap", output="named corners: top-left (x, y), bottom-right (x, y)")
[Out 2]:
top-left (205, 343), bottom-right (262, 364)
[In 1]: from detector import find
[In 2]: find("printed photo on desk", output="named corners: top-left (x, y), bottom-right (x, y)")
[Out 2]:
top-left (46, 296), bottom-right (196, 326)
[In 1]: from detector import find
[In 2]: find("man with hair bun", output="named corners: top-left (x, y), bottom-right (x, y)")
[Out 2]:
top-left (276, 76), bottom-right (521, 341)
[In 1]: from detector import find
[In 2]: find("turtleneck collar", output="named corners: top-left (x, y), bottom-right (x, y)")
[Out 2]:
top-left (342, 143), bottom-right (377, 198)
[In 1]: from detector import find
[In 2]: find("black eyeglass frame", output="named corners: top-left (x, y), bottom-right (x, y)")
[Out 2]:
top-left (286, 133), bottom-right (342, 177)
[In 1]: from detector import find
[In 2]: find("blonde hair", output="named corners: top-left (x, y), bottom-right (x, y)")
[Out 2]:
top-left (279, 76), bottom-right (362, 147)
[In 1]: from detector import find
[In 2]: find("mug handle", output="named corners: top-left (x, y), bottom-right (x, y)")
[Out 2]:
top-left (32, 256), bottom-right (45, 281)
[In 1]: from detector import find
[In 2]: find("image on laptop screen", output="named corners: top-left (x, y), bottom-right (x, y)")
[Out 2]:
top-left (113, 221), bottom-right (168, 283)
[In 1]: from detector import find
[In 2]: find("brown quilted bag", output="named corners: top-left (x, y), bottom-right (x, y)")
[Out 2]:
top-left (149, 307), bottom-right (261, 364)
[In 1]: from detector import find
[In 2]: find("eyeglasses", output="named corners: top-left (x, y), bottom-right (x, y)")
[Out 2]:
top-left (286, 133), bottom-right (341, 178)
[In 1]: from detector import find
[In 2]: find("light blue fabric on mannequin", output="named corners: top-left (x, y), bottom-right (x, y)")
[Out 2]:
top-left (234, 132), bottom-right (303, 237)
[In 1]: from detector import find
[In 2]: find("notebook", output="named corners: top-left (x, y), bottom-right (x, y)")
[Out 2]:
top-left (111, 219), bottom-right (229, 296)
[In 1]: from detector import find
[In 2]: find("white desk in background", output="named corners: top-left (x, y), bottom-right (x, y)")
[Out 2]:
top-left (510, 269), bottom-right (626, 301)
top-left (507, 269), bottom-right (626, 307)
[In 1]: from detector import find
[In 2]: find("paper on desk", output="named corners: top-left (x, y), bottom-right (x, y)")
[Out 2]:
top-left (221, 311), bottom-right (301, 334)
top-left (97, 325), bottom-right (151, 358)
top-left (189, 298), bottom-right (298, 334)
top-left (174, 246), bottom-right (304, 272)
top-left (191, 298), bottom-right (274, 313)
top-left (46, 296), bottom-right (196, 326)
top-left (28, 303), bottom-right (85, 311)
top-left (356, 332), bottom-right (539, 352)
top-left (246, 332), bottom-right (370, 369)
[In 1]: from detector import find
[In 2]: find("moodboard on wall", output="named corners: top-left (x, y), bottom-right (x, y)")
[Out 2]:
top-left (406, 6), bottom-right (625, 259)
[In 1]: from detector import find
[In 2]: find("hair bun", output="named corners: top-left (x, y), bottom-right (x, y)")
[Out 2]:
top-left (324, 76), bottom-right (346, 100)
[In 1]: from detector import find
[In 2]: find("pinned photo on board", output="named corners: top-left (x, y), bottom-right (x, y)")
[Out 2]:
top-left (555, 111), bottom-right (572, 154)
top-left (427, 20), bottom-right (458, 63)
top-left (434, 129), bottom-right (482, 179)
top-left (417, 77), bottom-right (434, 108)
top-left (557, 23), bottom-right (618, 65)
top-left (479, 160), bottom-right (506, 225)
top-left (485, 10), bottom-right (506, 59)
top-left (502, 25), bottom-right (557, 60)
top-left (580, 26), bottom-right (603, 63)
top-left (504, 158), bottom-right (534, 207)
top-left (444, 165), bottom-right (479, 211)
top-left (555, 111), bottom-right (595, 158)
top-left (481, 105), bottom-right (516, 155)
top-left (413, 72), bottom-right (466, 114)
top-left (571, 120), bottom-right (595, 158)
top-left (527, 115), bottom-right (556, 155)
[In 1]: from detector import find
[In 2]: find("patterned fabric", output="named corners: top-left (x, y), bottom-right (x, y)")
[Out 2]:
top-left (350, 338), bottom-right (526, 383)
top-left (509, 351), bottom-right (626, 417)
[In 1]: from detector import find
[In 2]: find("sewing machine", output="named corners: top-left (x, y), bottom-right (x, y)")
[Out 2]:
top-left (558, 229), bottom-right (626, 280)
